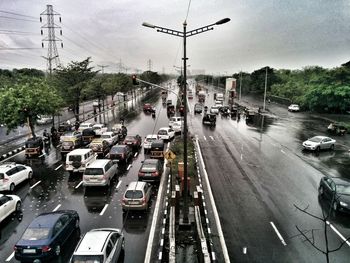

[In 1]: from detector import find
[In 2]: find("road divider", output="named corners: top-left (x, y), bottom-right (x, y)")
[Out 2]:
top-left (53, 204), bottom-right (61, 212)
top-left (30, 180), bottom-right (41, 189)
top-left (100, 204), bottom-right (108, 216)
top-left (55, 164), bottom-right (63, 171)
top-left (5, 252), bottom-right (14, 262)
top-left (326, 221), bottom-right (350, 247)
top-left (75, 181), bottom-right (83, 189)
top-left (270, 221), bottom-right (287, 246)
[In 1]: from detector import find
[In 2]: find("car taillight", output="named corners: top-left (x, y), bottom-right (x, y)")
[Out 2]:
top-left (122, 197), bottom-right (126, 204)
top-left (133, 141), bottom-right (137, 144)
top-left (152, 171), bottom-right (158, 176)
top-left (138, 172), bottom-right (145, 176)
top-left (142, 197), bottom-right (146, 204)
top-left (2, 177), bottom-right (9, 182)
top-left (42, 245), bottom-right (51, 252)
top-left (13, 245), bottom-right (18, 252)
top-left (122, 153), bottom-right (125, 159)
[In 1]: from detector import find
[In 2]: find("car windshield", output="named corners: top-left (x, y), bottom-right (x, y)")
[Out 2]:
top-left (84, 168), bottom-right (104, 175)
top-left (125, 136), bottom-right (134, 140)
top-left (22, 228), bottom-right (50, 240)
top-left (309, 137), bottom-right (322, 143)
top-left (146, 137), bottom-right (156, 142)
top-left (80, 124), bottom-right (90, 128)
top-left (0, 173), bottom-right (4, 180)
top-left (71, 255), bottom-right (104, 263)
top-left (101, 134), bottom-right (111, 139)
top-left (141, 164), bottom-right (156, 171)
top-left (125, 190), bottom-right (143, 199)
top-left (69, 155), bottom-right (82, 162)
top-left (111, 146), bottom-right (124, 154)
top-left (336, 184), bottom-right (350, 195)
top-left (62, 141), bottom-right (74, 146)
top-left (158, 130), bottom-right (167, 135)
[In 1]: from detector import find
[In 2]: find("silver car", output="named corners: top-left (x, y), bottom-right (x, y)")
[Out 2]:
top-left (302, 136), bottom-right (336, 151)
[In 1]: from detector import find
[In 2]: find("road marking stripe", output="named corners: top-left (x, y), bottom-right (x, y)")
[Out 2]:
top-left (30, 180), bottom-right (41, 189)
top-left (127, 164), bottom-right (131, 170)
top-left (75, 181), bottom-right (83, 189)
top-left (134, 152), bottom-right (138, 157)
top-left (243, 247), bottom-right (247, 254)
top-left (203, 136), bottom-right (207, 141)
top-left (270, 222), bottom-right (287, 246)
top-left (209, 136), bottom-right (214, 141)
top-left (116, 180), bottom-right (122, 189)
top-left (53, 204), bottom-right (61, 212)
top-left (100, 204), bottom-right (108, 216)
top-left (240, 154), bottom-right (243, 160)
top-left (281, 149), bottom-right (286, 155)
top-left (5, 252), bottom-right (14, 262)
top-left (326, 221), bottom-right (350, 247)
top-left (39, 153), bottom-right (45, 158)
top-left (55, 164), bottom-right (63, 170)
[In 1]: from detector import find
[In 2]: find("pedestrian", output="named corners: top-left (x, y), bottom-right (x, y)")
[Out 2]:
top-left (66, 119), bottom-right (71, 125)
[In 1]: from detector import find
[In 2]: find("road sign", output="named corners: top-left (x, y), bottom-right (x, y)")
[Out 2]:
top-left (164, 150), bottom-right (176, 161)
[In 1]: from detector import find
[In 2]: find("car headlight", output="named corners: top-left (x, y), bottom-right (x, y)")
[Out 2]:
top-left (340, 201), bottom-right (348, 207)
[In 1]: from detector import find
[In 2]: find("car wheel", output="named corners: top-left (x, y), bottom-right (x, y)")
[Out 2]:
top-left (330, 144), bottom-right (335, 150)
top-left (333, 201), bottom-right (338, 211)
top-left (318, 186), bottom-right (324, 197)
top-left (15, 201), bottom-right (22, 211)
top-left (28, 171), bottom-right (33, 179)
top-left (10, 183), bottom-right (15, 192)
top-left (54, 245), bottom-right (61, 256)
top-left (316, 146), bottom-right (320, 152)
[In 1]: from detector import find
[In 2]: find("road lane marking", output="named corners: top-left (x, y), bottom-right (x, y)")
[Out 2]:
top-left (55, 164), bottom-right (63, 170)
top-left (209, 136), bottom-right (214, 141)
top-left (100, 204), bottom-right (108, 216)
top-left (280, 149), bottom-right (286, 155)
top-left (127, 164), bottom-right (131, 171)
top-left (203, 136), bottom-right (207, 141)
top-left (240, 154), bottom-right (243, 160)
top-left (30, 180), bottom-right (41, 189)
top-left (75, 181), bottom-right (83, 189)
top-left (39, 153), bottom-right (45, 158)
top-left (53, 204), bottom-right (61, 212)
top-left (270, 221), bottom-right (287, 246)
top-left (116, 180), bottom-right (122, 189)
top-left (243, 247), bottom-right (247, 254)
top-left (326, 221), bottom-right (350, 247)
top-left (5, 252), bottom-right (14, 262)
top-left (134, 152), bottom-right (138, 157)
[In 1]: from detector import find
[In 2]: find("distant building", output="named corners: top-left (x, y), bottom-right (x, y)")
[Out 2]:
top-left (191, 69), bottom-right (206, 75)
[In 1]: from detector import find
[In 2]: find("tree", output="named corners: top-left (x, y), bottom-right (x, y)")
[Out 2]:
top-left (53, 57), bottom-right (97, 121)
top-left (0, 77), bottom-right (63, 138)
top-left (250, 66), bottom-right (280, 94)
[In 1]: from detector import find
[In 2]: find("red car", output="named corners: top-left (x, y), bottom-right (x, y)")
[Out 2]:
top-left (143, 103), bottom-right (153, 112)
top-left (123, 135), bottom-right (142, 150)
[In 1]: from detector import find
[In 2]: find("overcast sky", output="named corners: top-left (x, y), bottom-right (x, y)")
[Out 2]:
top-left (1, 0), bottom-right (350, 75)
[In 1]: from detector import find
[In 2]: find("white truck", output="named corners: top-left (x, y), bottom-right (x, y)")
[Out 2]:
top-left (216, 92), bottom-right (224, 101)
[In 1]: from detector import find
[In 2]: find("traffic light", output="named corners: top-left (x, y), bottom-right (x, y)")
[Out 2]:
top-left (132, 75), bottom-right (139, 85)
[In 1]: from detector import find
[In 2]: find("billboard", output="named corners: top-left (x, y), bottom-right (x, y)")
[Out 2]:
top-left (225, 78), bottom-right (237, 104)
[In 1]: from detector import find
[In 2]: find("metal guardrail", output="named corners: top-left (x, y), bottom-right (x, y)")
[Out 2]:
top-left (195, 205), bottom-right (211, 263)
top-left (169, 206), bottom-right (176, 263)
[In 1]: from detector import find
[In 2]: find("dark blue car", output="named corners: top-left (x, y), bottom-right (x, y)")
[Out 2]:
top-left (14, 210), bottom-right (80, 262)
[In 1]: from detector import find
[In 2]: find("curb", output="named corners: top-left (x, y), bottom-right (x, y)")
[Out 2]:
top-left (0, 146), bottom-right (26, 162)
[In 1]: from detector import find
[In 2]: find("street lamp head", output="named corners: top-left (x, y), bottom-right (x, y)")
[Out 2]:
top-left (142, 22), bottom-right (156, 28)
top-left (215, 18), bottom-right (230, 25)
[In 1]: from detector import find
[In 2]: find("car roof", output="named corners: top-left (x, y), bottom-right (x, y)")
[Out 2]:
top-left (29, 213), bottom-right (63, 228)
top-left (75, 230), bottom-right (111, 253)
top-left (67, 149), bottom-right (93, 155)
top-left (146, 134), bottom-right (158, 139)
top-left (143, 159), bottom-right (159, 165)
top-left (87, 159), bottom-right (111, 168)
top-left (102, 131), bottom-right (114, 135)
top-left (311, 136), bottom-right (329, 140)
top-left (80, 122), bottom-right (92, 125)
top-left (93, 123), bottom-right (104, 127)
top-left (0, 162), bottom-right (19, 171)
top-left (112, 144), bottom-right (127, 149)
top-left (127, 181), bottom-right (147, 191)
top-left (159, 127), bottom-right (170, 131)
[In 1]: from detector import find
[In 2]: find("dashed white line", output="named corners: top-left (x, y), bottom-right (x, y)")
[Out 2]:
top-left (134, 152), bottom-right (138, 157)
top-left (30, 180), bottom-right (41, 189)
top-left (327, 221), bottom-right (350, 247)
top-left (100, 204), bottom-right (108, 216)
top-left (280, 149), bottom-right (286, 155)
top-left (53, 204), bottom-right (61, 212)
top-left (116, 180), bottom-right (122, 189)
top-left (55, 164), bottom-right (63, 171)
top-left (243, 247), bottom-right (247, 254)
top-left (209, 136), bottom-right (214, 141)
top-left (5, 252), bottom-right (14, 262)
top-left (203, 136), bottom-right (207, 141)
top-left (127, 164), bottom-right (131, 171)
top-left (75, 181), bottom-right (83, 189)
top-left (39, 153), bottom-right (45, 158)
top-left (240, 154), bottom-right (243, 160)
top-left (270, 221), bottom-right (287, 246)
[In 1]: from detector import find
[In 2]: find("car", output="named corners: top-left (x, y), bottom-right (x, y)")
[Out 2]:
top-left (89, 138), bottom-right (111, 157)
top-left (302, 136), bottom-right (336, 151)
top-left (172, 121), bottom-right (182, 133)
top-left (168, 116), bottom-right (183, 128)
top-left (202, 113), bottom-right (216, 126)
top-left (0, 162), bottom-right (33, 192)
top-left (122, 181), bottom-right (152, 212)
top-left (78, 122), bottom-right (94, 132)
top-left (25, 137), bottom-right (43, 157)
top-left (318, 177), bottom-right (350, 213)
top-left (143, 134), bottom-right (159, 152)
top-left (109, 145), bottom-right (133, 163)
top-left (100, 131), bottom-right (119, 145)
top-left (188, 90), bottom-right (193, 99)
top-left (14, 210), bottom-right (80, 262)
top-left (36, 115), bottom-right (53, 125)
top-left (215, 100), bottom-right (223, 106)
top-left (143, 103), bottom-right (153, 112)
top-left (70, 228), bottom-right (124, 263)
top-left (123, 135), bottom-right (142, 150)
top-left (194, 103), bottom-right (203, 114)
top-left (66, 149), bottom-right (97, 174)
top-left (157, 127), bottom-right (175, 141)
top-left (166, 99), bottom-right (172, 106)
top-left (83, 159), bottom-right (117, 187)
top-left (327, 122), bottom-right (348, 136)
top-left (288, 104), bottom-right (300, 112)
top-left (210, 105), bottom-right (220, 114)
top-left (0, 194), bottom-right (21, 223)
top-left (92, 123), bottom-right (108, 136)
top-left (138, 159), bottom-right (163, 182)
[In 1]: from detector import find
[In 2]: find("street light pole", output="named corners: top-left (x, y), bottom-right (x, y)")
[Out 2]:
top-left (142, 17), bottom-right (230, 223)
top-left (263, 66), bottom-right (268, 111)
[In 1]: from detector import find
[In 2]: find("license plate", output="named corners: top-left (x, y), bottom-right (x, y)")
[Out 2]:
top-left (126, 142), bottom-right (132, 145)
top-left (23, 249), bottom-right (36, 254)
top-left (145, 173), bottom-right (152, 176)
top-left (129, 201), bottom-right (139, 204)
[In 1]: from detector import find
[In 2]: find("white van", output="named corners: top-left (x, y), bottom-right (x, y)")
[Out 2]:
top-left (83, 159), bottom-right (117, 187)
top-left (66, 149), bottom-right (97, 174)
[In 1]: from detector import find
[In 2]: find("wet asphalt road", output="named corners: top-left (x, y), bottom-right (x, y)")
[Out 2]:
top-left (0, 85), bottom-right (178, 263)
top-left (188, 86), bottom-right (350, 262)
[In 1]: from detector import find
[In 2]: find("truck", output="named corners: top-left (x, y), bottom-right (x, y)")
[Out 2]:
top-left (198, 90), bottom-right (206, 103)
top-left (216, 92), bottom-right (224, 101)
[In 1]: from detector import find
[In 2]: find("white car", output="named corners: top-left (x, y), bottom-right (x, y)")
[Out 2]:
top-left (144, 134), bottom-right (159, 150)
top-left (210, 105), bottom-right (220, 114)
top-left (93, 123), bottom-right (108, 136)
top-left (0, 194), bottom-right (21, 223)
top-left (157, 127), bottom-right (175, 141)
top-left (100, 131), bottom-right (118, 145)
top-left (168, 116), bottom-right (183, 127)
top-left (172, 121), bottom-right (182, 133)
top-left (288, 104), bottom-right (300, 112)
top-left (36, 115), bottom-right (53, 125)
top-left (0, 163), bottom-right (33, 192)
top-left (302, 136), bottom-right (336, 151)
top-left (78, 122), bottom-right (94, 132)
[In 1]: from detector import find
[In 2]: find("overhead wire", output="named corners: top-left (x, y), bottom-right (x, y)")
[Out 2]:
top-left (0, 10), bottom-right (37, 19)
top-left (0, 15), bottom-right (38, 23)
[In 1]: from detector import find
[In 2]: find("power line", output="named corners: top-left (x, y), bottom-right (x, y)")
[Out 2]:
top-left (185, 0), bottom-right (192, 21)
top-left (0, 47), bottom-right (41, 50)
top-left (0, 15), bottom-right (38, 23)
top-left (0, 10), bottom-right (37, 19)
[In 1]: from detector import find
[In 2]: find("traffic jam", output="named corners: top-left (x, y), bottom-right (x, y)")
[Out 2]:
top-left (0, 85), bottom-right (182, 263)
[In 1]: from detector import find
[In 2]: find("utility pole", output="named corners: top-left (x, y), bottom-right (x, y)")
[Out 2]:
top-left (147, 59), bottom-right (152, 71)
top-left (239, 70), bottom-right (242, 100)
top-left (97, 64), bottom-right (109, 74)
top-left (40, 5), bottom-right (62, 75)
top-left (263, 66), bottom-right (268, 111)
